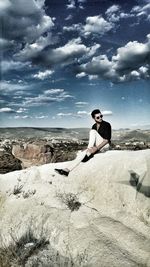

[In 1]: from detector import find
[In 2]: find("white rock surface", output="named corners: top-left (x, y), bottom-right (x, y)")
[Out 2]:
top-left (0, 149), bottom-right (150, 266)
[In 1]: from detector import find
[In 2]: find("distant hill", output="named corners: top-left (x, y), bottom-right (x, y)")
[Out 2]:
top-left (112, 129), bottom-right (150, 142)
top-left (0, 127), bottom-right (150, 142)
top-left (0, 127), bottom-right (90, 140)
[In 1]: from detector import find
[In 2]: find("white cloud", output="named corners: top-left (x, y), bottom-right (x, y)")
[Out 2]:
top-left (112, 38), bottom-right (150, 71)
top-left (0, 81), bottom-right (29, 92)
top-left (63, 24), bottom-right (81, 32)
top-left (33, 70), bottom-right (54, 80)
top-left (83, 15), bottom-right (113, 36)
top-left (2, 60), bottom-right (28, 73)
top-left (0, 107), bottom-right (15, 113)
top-left (26, 15), bottom-right (54, 41)
top-left (75, 101), bottom-right (88, 105)
top-left (76, 72), bottom-right (86, 78)
top-left (88, 75), bottom-right (99, 80)
top-left (66, 0), bottom-right (76, 9)
top-left (131, 3), bottom-right (150, 20)
top-left (35, 115), bottom-right (48, 119)
top-left (43, 37), bottom-right (91, 66)
top-left (78, 34), bottom-right (150, 82)
top-left (106, 5), bottom-right (134, 22)
top-left (130, 70), bottom-right (140, 78)
top-left (14, 115), bottom-right (31, 119)
top-left (57, 112), bottom-right (73, 116)
top-left (87, 44), bottom-right (101, 57)
top-left (16, 107), bottom-right (28, 113)
top-left (102, 110), bottom-right (113, 115)
top-left (16, 32), bottom-right (57, 61)
top-left (22, 89), bottom-right (74, 107)
top-left (65, 14), bottom-right (73, 21)
top-left (1, 0), bottom-right (55, 46)
top-left (44, 89), bottom-right (64, 94)
top-left (0, 0), bottom-right (11, 11)
top-left (106, 5), bottom-right (120, 15)
top-left (77, 110), bottom-right (90, 115)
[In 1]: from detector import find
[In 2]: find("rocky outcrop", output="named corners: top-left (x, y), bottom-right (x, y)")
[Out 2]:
top-left (0, 151), bottom-right (22, 174)
top-left (0, 149), bottom-right (150, 266)
top-left (12, 143), bottom-right (54, 168)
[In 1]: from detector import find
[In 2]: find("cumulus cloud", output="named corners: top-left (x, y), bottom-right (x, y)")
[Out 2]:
top-left (63, 15), bottom-right (113, 36)
top-left (83, 15), bottom-right (113, 36)
top-left (112, 40), bottom-right (149, 71)
top-left (78, 34), bottom-right (150, 82)
top-left (33, 70), bottom-right (54, 80)
top-left (31, 37), bottom-right (99, 67)
top-left (106, 4), bottom-right (134, 23)
top-left (1, 0), bottom-right (56, 74)
top-left (1, 0), bottom-right (54, 44)
top-left (15, 32), bottom-right (58, 61)
top-left (76, 72), bottom-right (86, 78)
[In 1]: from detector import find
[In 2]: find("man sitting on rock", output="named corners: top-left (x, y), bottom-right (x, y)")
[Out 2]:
top-left (55, 109), bottom-right (111, 176)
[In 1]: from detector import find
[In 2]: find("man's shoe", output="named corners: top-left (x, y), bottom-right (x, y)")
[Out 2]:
top-left (54, 168), bottom-right (69, 176)
top-left (81, 153), bottom-right (94, 163)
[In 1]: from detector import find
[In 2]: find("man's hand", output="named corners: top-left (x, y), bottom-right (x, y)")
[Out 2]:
top-left (87, 147), bottom-right (98, 154)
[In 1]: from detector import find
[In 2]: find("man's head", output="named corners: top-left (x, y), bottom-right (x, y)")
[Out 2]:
top-left (91, 109), bottom-right (103, 123)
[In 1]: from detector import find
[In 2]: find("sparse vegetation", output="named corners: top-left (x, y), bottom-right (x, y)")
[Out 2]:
top-left (13, 183), bottom-right (24, 195)
top-left (0, 228), bottom-right (49, 267)
top-left (0, 227), bottom-right (88, 267)
top-left (22, 189), bottom-right (36, 199)
top-left (56, 192), bottom-right (82, 212)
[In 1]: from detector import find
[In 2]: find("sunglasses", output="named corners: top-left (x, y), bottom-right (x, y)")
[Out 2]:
top-left (95, 115), bottom-right (103, 119)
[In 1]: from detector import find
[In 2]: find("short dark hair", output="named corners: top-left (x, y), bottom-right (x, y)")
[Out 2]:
top-left (91, 109), bottom-right (101, 118)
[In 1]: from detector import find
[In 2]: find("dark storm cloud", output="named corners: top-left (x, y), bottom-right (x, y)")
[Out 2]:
top-left (1, 0), bottom-right (54, 51)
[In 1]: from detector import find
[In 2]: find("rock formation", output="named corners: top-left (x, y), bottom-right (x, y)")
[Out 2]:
top-left (0, 150), bottom-right (22, 174)
top-left (0, 149), bottom-right (150, 266)
top-left (12, 143), bottom-right (54, 168)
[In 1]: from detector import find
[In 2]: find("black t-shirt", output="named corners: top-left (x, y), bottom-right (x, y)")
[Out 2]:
top-left (92, 120), bottom-right (111, 143)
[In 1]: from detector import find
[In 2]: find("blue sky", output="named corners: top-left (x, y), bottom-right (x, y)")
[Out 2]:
top-left (0, 0), bottom-right (150, 129)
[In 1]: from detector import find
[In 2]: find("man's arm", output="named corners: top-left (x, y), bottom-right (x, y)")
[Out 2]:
top-left (96, 139), bottom-right (109, 150)
top-left (88, 139), bottom-right (109, 154)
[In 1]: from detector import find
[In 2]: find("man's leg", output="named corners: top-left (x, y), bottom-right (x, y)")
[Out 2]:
top-left (55, 129), bottom-right (109, 175)
top-left (87, 129), bottom-right (103, 148)
top-left (64, 129), bottom-right (101, 171)
top-left (88, 129), bottom-right (110, 152)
